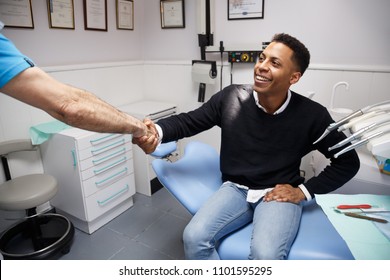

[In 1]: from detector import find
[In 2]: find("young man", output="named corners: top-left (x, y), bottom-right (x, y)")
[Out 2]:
top-left (134, 33), bottom-right (360, 259)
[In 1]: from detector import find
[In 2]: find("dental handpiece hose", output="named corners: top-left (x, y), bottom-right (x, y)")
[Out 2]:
top-left (313, 99), bottom-right (390, 145)
top-left (333, 128), bottom-right (390, 158)
top-left (328, 123), bottom-right (377, 151)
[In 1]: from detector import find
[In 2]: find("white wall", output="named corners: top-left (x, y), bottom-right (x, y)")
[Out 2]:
top-left (142, 0), bottom-right (390, 66)
top-left (214, 0), bottom-right (390, 67)
top-left (3, 0), bottom-right (389, 66)
top-left (1, 0), bottom-right (146, 66)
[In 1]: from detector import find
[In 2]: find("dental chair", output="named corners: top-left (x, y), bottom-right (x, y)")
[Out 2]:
top-left (0, 139), bottom-right (74, 259)
top-left (152, 141), bottom-right (354, 260)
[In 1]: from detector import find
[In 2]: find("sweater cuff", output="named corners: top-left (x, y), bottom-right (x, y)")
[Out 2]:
top-left (298, 184), bottom-right (312, 201)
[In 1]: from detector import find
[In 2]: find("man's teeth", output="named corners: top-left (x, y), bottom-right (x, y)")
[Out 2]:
top-left (256, 75), bottom-right (270, 82)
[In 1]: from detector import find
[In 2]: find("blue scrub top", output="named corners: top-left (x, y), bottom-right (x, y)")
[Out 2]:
top-left (0, 33), bottom-right (35, 88)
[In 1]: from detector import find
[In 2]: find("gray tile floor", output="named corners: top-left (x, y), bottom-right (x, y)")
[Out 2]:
top-left (57, 188), bottom-right (192, 260)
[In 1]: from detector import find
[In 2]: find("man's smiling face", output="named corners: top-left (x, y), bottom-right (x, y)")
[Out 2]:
top-left (253, 42), bottom-right (301, 97)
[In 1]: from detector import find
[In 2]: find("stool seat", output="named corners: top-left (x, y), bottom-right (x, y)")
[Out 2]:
top-left (0, 174), bottom-right (57, 211)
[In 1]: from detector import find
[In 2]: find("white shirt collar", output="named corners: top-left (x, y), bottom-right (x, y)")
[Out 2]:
top-left (253, 90), bottom-right (291, 115)
top-left (0, 21), bottom-right (4, 30)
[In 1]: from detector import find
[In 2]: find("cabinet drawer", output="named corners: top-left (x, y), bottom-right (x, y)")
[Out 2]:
top-left (77, 134), bottom-right (132, 161)
top-left (80, 148), bottom-right (132, 174)
top-left (77, 133), bottom-right (122, 150)
top-left (81, 153), bottom-right (134, 182)
top-left (85, 175), bottom-right (135, 222)
top-left (82, 160), bottom-right (134, 197)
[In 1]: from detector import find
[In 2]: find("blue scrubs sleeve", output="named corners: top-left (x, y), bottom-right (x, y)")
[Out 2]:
top-left (0, 33), bottom-right (35, 88)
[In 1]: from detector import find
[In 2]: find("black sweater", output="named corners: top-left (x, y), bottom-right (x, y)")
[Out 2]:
top-left (157, 84), bottom-right (360, 197)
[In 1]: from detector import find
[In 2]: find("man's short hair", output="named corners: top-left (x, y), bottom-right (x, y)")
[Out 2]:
top-left (272, 33), bottom-right (310, 75)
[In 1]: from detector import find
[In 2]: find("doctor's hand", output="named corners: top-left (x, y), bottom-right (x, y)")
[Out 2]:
top-left (132, 118), bottom-right (159, 154)
top-left (264, 184), bottom-right (305, 204)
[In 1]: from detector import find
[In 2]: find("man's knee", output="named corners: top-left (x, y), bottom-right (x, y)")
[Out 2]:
top-left (183, 219), bottom-right (209, 244)
top-left (250, 245), bottom-right (288, 260)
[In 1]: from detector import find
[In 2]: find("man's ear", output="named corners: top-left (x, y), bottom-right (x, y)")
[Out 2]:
top-left (290, 72), bottom-right (302, 85)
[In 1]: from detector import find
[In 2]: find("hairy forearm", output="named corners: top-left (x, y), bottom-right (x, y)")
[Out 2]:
top-left (1, 67), bottom-right (147, 137)
top-left (51, 85), bottom-right (146, 136)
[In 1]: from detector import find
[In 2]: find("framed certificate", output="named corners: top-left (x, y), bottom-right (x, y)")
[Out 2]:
top-left (160, 0), bottom-right (185, 29)
top-left (228, 0), bottom-right (264, 20)
top-left (84, 0), bottom-right (107, 31)
top-left (47, 0), bottom-right (75, 29)
top-left (116, 0), bottom-right (133, 30)
top-left (0, 0), bottom-right (34, 28)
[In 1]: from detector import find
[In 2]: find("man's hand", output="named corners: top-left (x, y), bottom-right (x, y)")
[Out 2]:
top-left (264, 184), bottom-right (305, 204)
top-left (132, 118), bottom-right (159, 154)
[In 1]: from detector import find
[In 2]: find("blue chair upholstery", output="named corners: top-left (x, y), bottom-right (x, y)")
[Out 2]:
top-left (150, 141), bottom-right (177, 158)
top-left (152, 141), bottom-right (354, 260)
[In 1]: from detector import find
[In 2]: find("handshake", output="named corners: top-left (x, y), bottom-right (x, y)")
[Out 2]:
top-left (132, 119), bottom-right (160, 154)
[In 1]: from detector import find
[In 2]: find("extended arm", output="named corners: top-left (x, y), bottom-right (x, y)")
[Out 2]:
top-left (1, 67), bottom-right (148, 137)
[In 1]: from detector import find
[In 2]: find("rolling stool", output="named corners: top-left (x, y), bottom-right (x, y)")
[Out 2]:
top-left (0, 139), bottom-right (74, 259)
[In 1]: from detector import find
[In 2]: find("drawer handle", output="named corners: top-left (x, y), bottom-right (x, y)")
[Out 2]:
top-left (90, 134), bottom-right (120, 145)
top-left (95, 167), bottom-right (128, 186)
top-left (93, 157), bottom-right (127, 175)
top-left (92, 147), bottom-right (126, 165)
top-left (71, 149), bottom-right (77, 167)
top-left (97, 184), bottom-right (129, 206)
top-left (91, 139), bottom-right (126, 155)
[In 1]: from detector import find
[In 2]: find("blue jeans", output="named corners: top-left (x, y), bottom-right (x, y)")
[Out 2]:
top-left (183, 182), bottom-right (303, 260)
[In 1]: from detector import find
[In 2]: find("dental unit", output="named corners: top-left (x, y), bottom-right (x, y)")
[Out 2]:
top-left (333, 127), bottom-right (390, 158)
top-left (313, 100), bottom-right (390, 145)
top-left (311, 99), bottom-right (390, 162)
top-left (337, 111), bottom-right (389, 132)
top-left (329, 114), bottom-right (390, 151)
top-left (328, 123), bottom-right (377, 151)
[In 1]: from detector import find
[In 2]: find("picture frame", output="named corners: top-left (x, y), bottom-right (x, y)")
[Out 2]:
top-left (0, 0), bottom-right (34, 28)
top-left (160, 0), bottom-right (185, 29)
top-left (228, 0), bottom-right (264, 20)
top-left (84, 0), bottom-right (107, 31)
top-left (47, 0), bottom-right (75, 29)
top-left (116, 0), bottom-right (134, 30)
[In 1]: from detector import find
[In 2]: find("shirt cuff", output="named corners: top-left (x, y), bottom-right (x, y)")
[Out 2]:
top-left (155, 124), bottom-right (163, 144)
top-left (298, 184), bottom-right (312, 201)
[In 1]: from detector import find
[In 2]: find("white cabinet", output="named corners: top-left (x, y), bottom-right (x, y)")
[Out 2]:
top-left (40, 128), bottom-right (136, 234)
top-left (119, 101), bottom-right (179, 196)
